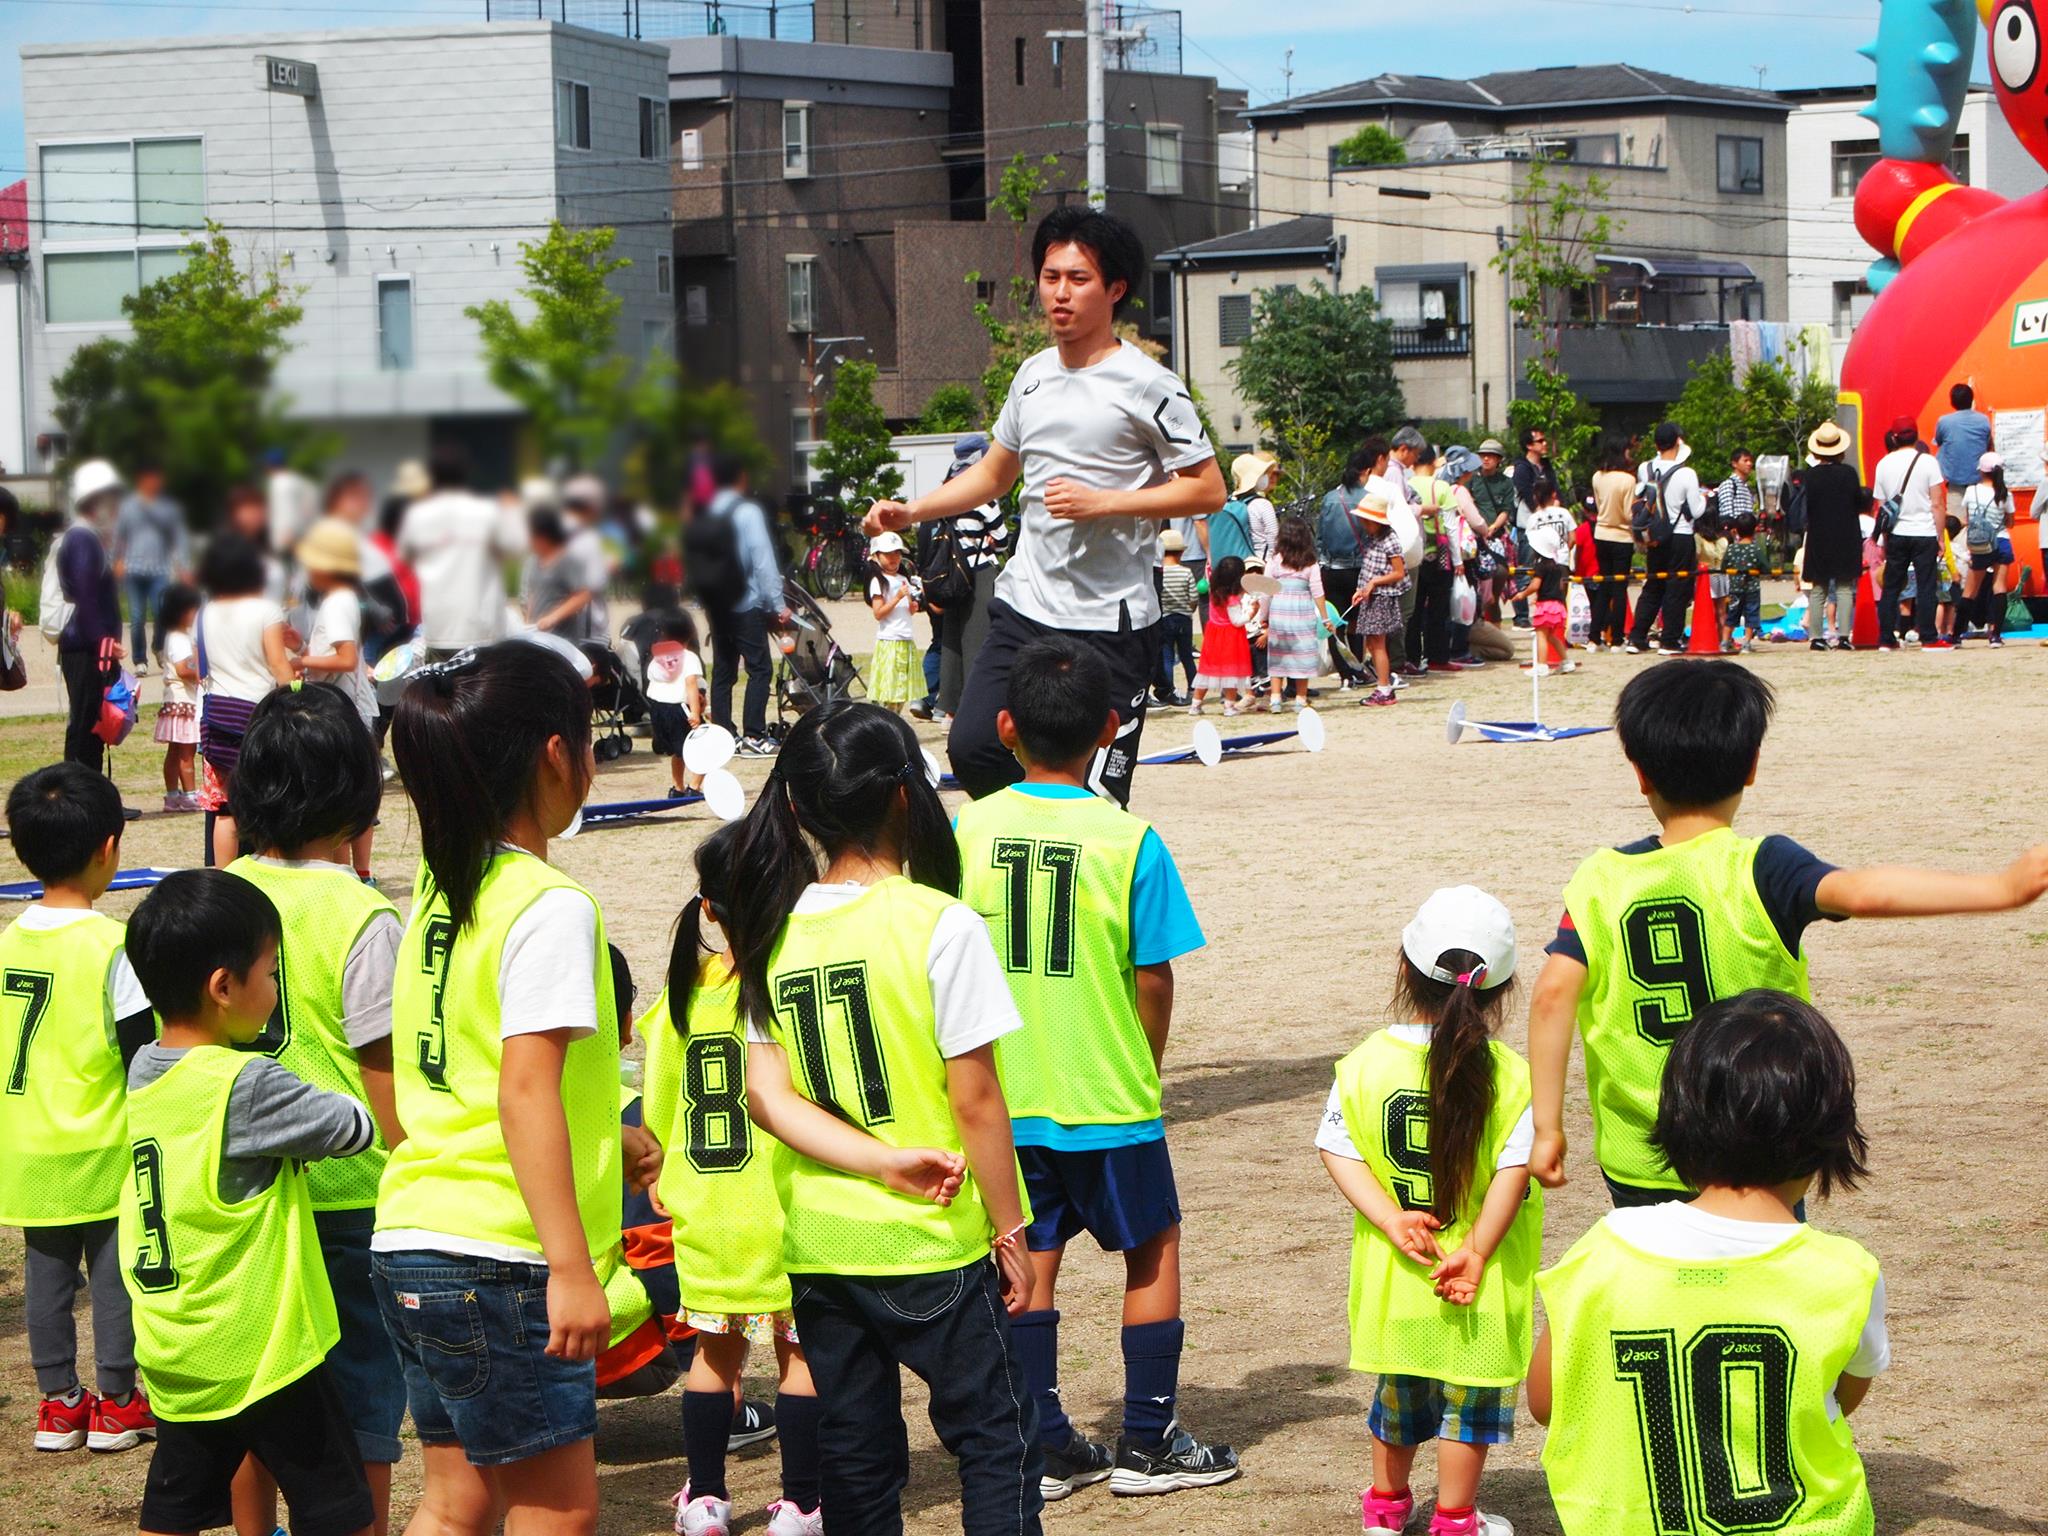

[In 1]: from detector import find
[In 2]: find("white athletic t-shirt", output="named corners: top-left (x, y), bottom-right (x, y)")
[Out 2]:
top-left (992, 341), bottom-right (1214, 631)
top-left (1635, 459), bottom-right (1707, 537)
top-left (869, 573), bottom-right (917, 642)
top-left (1871, 447), bottom-right (1945, 539)
top-left (306, 588), bottom-right (377, 728)
top-left (16, 906), bottom-right (149, 1021)
top-left (1314, 1023), bottom-right (1535, 1168)
top-left (744, 882), bottom-right (1022, 1058)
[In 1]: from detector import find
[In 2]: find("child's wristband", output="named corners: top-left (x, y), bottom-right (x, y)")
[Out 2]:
top-left (992, 1220), bottom-right (1029, 1251)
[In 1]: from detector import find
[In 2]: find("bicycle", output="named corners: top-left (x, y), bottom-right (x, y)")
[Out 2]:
top-left (790, 496), bottom-right (868, 602)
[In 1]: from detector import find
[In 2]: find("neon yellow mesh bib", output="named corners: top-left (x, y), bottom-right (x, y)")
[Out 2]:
top-left (226, 858), bottom-right (398, 1210)
top-left (1563, 829), bottom-right (1812, 1188)
top-left (641, 966), bottom-right (792, 1314)
top-left (1538, 1220), bottom-right (1878, 1536)
top-left (1333, 1032), bottom-right (1543, 1387)
top-left (119, 1047), bottom-right (337, 1419)
top-left (956, 789), bottom-right (1157, 1128)
top-left (377, 852), bottom-right (620, 1260)
top-left (0, 913), bottom-right (130, 1225)
top-left (765, 879), bottom-right (991, 1275)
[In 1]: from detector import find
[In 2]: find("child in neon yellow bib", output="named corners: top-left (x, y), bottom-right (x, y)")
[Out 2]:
top-left (1528, 660), bottom-right (2048, 1204)
top-left (1319, 886), bottom-right (1540, 1536)
top-left (723, 701), bottom-right (1041, 1536)
top-left (121, 869), bottom-right (378, 1536)
top-left (0, 765), bottom-right (157, 1456)
top-left (1531, 991), bottom-right (1886, 1536)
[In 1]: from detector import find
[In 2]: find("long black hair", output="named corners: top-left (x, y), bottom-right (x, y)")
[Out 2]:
top-left (390, 641), bottom-right (593, 928)
top-left (667, 820), bottom-right (743, 1035)
top-left (724, 701), bottom-right (960, 1029)
top-left (1393, 948), bottom-right (1514, 1225)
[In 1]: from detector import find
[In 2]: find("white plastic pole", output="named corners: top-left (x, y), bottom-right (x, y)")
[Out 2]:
top-left (1085, 0), bottom-right (1106, 208)
top-left (1530, 625), bottom-right (1541, 725)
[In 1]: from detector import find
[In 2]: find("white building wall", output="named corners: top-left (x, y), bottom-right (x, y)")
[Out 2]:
top-left (0, 270), bottom-right (24, 475)
top-left (1785, 87), bottom-right (2045, 378)
top-left (19, 23), bottom-right (670, 448)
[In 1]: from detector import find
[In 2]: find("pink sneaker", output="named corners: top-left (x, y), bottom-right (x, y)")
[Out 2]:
top-left (1362, 1487), bottom-right (1414, 1534)
top-left (1428, 1508), bottom-right (1513, 1536)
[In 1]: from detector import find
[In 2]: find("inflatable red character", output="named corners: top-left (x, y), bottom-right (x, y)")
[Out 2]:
top-left (1845, 0), bottom-right (2048, 566)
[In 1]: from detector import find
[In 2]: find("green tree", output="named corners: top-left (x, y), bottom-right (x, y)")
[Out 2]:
top-left (915, 383), bottom-right (980, 436)
top-left (1492, 162), bottom-right (1618, 485)
top-left (466, 222), bottom-right (633, 472)
top-left (622, 353), bottom-right (768, 508)
top-left (51, 225), bottom-right (328, 517)
top-left (808, 359), bottom-right (903, 509)
top-left (1226, 283), bottom-right (1405, 470)
top-left (1668, 354), bottom-right (1841, 485)
top-left (1334, 124), bottom-right (1408, 167)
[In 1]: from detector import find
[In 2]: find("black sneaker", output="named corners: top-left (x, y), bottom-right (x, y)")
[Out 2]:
top-left (729, 1397), bottom-right (777, 1451)
top-left (908, 699), bottom-right (935, 721)
top-left (1809, 637), bottom-right (1827, 652)
top-left (735, 735), bottom-right (779, 758)
top-left (1108, 1420), bottom-right (1240, 1496)
top-left (1039, 1432), bottom-right (1114, 1501)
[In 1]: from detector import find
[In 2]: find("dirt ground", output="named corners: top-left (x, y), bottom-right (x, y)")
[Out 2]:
top-left (3, 594), bottom-right (2045, 1535)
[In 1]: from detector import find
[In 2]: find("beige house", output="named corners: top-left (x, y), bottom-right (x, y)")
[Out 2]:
top-left (1161, 64), bottom-right (1792, 453)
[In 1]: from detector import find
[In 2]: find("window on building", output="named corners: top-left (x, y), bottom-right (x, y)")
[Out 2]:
top-left (1145, 125), bottom-right (1183, 195)
top-left (639, 97), bottom-right (668, 161)
top-left (40, 137), bottom-right (206, 324)
top-left (1015, 37), bottom-right (1026, 86)
top-left (678, 128), bottom-right (704, 170)
top-left (787, 255), bottom-right (816, 332)
top-left (1377, 265), bottom-right (1469, 356)
top-left (1050, 39), bottom-right (1064, 89)
top-left (1148, 269), bottom-right (1173, 334)
top-left (684, 284), bottom-right (709, 327)
top-left (782, 104), bottom-right (811, 179)
top-left (556, 80), bottom-right (591, 151)
top-left (1830, 133), bottom-right (1967, 197)
top-left (656, 253), bottom-right (672, 296)
top-left (1561, 134), bottom-right (1619, 165)
top-left (376, 276), bottom-right (414, 371)
top-left (1716, 134), bottom-right (1763, 195)
top-left (1217, 292), bottom-right (1252, 346)
top-left (1217, 130), bottom-right (1252, 191)
top-left (1832, 278), bottom-right (1874, 334)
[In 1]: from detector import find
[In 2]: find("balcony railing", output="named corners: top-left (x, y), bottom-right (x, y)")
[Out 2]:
top-left (488, 0), bottom-right (820, 40)
top-left (1390, 323), bottom-right (1471, 359)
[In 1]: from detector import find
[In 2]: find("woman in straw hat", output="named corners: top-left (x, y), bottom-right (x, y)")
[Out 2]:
top-left (1351, 495), bottom-right (1409, 708)
top-left (1798, 421), bottom-right (1867, 651)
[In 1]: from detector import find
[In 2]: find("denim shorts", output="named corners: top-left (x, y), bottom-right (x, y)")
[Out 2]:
top-left (1370, 1374), bottom-right (1517, 1447)
top-left (315, 1208), bottom-right (407, 1463)
top-left (371, 1251), bottom-right (597, 1467)
top-left (1018, 1137), bottom-right (1181, 1252)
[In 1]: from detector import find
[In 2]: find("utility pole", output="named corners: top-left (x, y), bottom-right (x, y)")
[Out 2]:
top-left (1282, 46), bottom-right (1294, 101)
top-left (1048, 0), bottom-right (1143, 209)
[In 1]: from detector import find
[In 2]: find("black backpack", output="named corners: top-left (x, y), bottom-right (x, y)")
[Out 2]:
top-left (681, 507), bottom-right (746, 607)
top-left (1631, 466), bottom-right (1675, 544)
top-left (916, 520), bottom-right (973, 608)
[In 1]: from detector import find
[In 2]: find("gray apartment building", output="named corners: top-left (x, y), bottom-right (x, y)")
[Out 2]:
top-left (1163, 64), bottom-right (1791, 449)
top-left (18, 22), bottom-right (672, 490)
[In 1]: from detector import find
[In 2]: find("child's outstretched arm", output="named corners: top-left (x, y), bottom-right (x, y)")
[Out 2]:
top-left (1527, 951), bottom-right (1587, 1188)
top-left (1816, 846), bottom-right (2048, 918)
top-left (1431, 1164), bottom-right (1532, 1305)
top-left (945, 1044), bottom-right (1035, 1313)
top-left (1319, 1150), bottom-right (1444, 1266)
top-left (745, 1041), bottom-right (967, 1203)
top-left (1135, 961), bottom-right (1173, 1068)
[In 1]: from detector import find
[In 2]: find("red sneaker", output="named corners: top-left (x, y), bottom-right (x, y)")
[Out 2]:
top-left (88, 1389), bottom-right (155, 1452)
top-left (35, 1390), bottom-right (96, 1452)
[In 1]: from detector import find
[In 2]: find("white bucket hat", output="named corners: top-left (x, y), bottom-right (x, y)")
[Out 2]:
top-left (69, 459), bottom-right (124, 508)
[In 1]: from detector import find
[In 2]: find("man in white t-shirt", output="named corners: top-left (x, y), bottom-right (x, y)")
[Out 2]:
top-left (396, 448), bottom-right (524, 659)
top-left (1869, 414), bottom-right (1951, 649)
top-left (1626, 422), bottom-right (1708, 654)
top-left (865, 207), bottom-right (1225, 805)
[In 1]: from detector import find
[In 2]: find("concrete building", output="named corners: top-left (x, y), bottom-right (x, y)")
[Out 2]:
top-left (19, 22), bottom-right (672, 490)
top-left (1162, 64), bottom-right (1793, 448)
top-left (1780, 83), bottom-right (2046, 379)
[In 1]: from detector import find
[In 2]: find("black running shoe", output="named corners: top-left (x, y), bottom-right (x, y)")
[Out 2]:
top-left (1039, 1432), bottom-right (1114, 1501)
top-left (729, 1397), bottom-right (778, 1451)
top-left (1108, 1420), bottom-right (1240, 1496)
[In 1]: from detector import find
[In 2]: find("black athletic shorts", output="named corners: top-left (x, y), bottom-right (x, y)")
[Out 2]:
top-left (140, 1363), bottom-right (373, 1536)
top-left (947, 598), bottom-right (1159, 806)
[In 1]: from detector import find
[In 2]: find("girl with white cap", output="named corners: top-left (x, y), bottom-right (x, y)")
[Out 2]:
top-left (1316, 886), bottom-right (1542, 1536)
top-left (865, 532), bottom-right (919, 712)
top-left (1959, 451), bottom-right (2014, 646)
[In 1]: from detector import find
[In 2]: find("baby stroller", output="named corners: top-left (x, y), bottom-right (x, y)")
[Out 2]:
top-left (580, 640), bottom-right (645, 761)
top-left (777, 576), bottom-right (863, 724)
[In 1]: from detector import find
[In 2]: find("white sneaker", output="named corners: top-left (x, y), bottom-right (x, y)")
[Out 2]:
top-left (764, 1500), bottom-right (824, 1536)
top-left (1186, 702), bottom-right (1203, 716)
top-left (672, 1486), bottom-right (731, 1536)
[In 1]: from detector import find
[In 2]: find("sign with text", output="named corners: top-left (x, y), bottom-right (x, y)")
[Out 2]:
top-left (1993, 407), bottom-right (2045, 491)
top-left (260, 55), bottom-right (318, 98)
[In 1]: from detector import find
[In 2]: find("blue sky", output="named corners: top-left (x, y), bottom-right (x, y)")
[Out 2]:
top-left (1, 0), bottom-right (1897, 191)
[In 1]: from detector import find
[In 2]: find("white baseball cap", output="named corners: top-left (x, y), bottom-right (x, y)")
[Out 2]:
top-left (869, 531), bottom-right (907, 555)
top-left (1402, 885), bottom-right (1516, 989)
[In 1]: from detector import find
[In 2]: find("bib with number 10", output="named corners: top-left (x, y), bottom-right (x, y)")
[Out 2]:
top-left (1563, 829), bottom-right (1811, 1190)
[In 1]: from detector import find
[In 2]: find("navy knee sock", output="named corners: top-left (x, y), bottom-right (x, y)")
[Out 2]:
top-left (1122, 1318), bottom-right (1185, 1444)
top-left (776, 1391), bottom-right (822, 1513)
top-left (681, 1389), bottom-right (732, 1500)
top-left (1012, 1308), bottom-right (1072, 1448)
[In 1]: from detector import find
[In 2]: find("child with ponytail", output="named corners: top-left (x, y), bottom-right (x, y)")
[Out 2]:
top-left (643, 824), bottom-right (824, 1536)
top-left (371, 641), bottom-right (662, 1534)
top-left (1317, 887), bottom-right (1543, 1536)
top-left (723, 700), bottom-right (1045, 1535)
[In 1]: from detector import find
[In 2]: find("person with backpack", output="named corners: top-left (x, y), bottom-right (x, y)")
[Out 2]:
top-left (1624, 423), bottom-right (1706, 655)
top-left (687, 454), bottom-right (788, 757)
top-left (925, 433), bottom-right (1007, 719)
top-left (49, 461), bottom-right (127, 772)
top-left (1870, 415), bottom-right (1951, 651)
top-left (1960, 451), bottom-right (2014, 647)
top-left (1207, 459), bottom-right (1262, 570)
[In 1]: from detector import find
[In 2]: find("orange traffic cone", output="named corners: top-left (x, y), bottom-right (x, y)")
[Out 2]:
top-left (1685, 565), bottom-right (1721, 654)
top-left (1851, 568), bottom-right (1879, 650)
